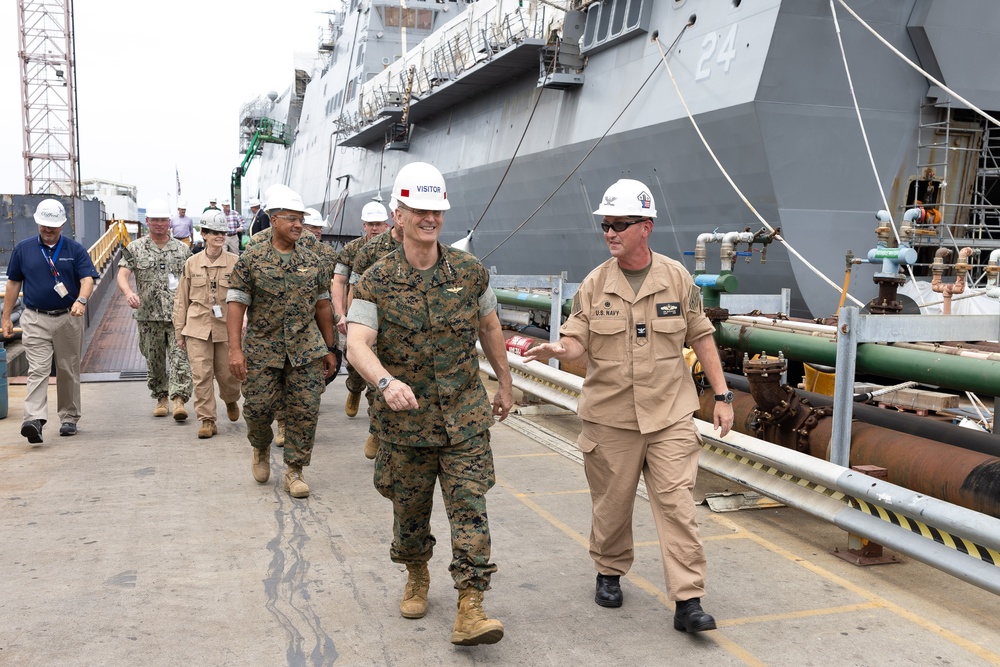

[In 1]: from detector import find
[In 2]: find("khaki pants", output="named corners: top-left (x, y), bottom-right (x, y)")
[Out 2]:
top-left (20, 308), bottom-right (84, 425)
top-left (224, 235), bottom-right (240, 255)
top-left (185, 336), bottom-right (241, 422)
top-left (578, 418), bottom-right (707, 602)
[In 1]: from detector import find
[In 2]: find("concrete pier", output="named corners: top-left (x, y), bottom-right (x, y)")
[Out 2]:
top-left (1, 377), bottom-right (998, 666)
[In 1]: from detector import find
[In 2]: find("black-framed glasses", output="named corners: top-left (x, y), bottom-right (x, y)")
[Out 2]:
top-left (397, 202), bottom-right (443, 218)
top-left (600, 219), bottom-right (647, 233)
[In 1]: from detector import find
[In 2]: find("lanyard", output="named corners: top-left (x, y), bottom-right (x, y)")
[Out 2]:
top-left (40, 236), bottom-right (64, 282)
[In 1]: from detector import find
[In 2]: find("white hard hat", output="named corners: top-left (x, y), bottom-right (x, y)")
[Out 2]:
top-left (248, 197), bottom-right (260, 207)
top-left (392, 162), bottom-right (450, 211)
top-left (209, 196), bottom-right (218, 202)
top-left (200, 210), bottom-right (228, 233)
top-left (176, 198), bottom-right (188, 208)
top-left (222, 198), bottom-right (231, 206)
top-left (264, 185), bottom-right (307, 214)
top-left (303, 207), bottom-right (326, 227)
top-left (592, 179), bottom-right (657, 218)
top-left (34, 198), bottom-right (67, 227)
top-left (361, 201), bottom-right (389, 222)
top-left (145, 199), bottom-right (172, 219)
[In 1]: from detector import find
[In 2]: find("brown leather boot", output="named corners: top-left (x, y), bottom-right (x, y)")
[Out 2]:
top-left (400, 564), bottom-right (430, 619)
top-left (172, 397), bottom-right (188, 421)
top-left (284, 464), bottom-right (309, 498)
top-left (345, 391), bottom-right (361, 417)
top-left (153, 397), bottom-right (169, 417)
top-left (197, 420), bottom-right (216, 439)
top-left (451, 588), bottom-right (504, 646)
top-left (252, 446), bottom-right (270, 483)
top-left (364, 433), bottom-right (379, 460)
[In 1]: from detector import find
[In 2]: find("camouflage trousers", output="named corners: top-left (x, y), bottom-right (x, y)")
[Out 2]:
top-left (243, 358), bottom-right (324, 467)
top-left (373, 431), bottom-right (497, 590)
top-left (344, 360), bottom-right (366, 396)
top-left (138, 320), bottom-right (192, 401)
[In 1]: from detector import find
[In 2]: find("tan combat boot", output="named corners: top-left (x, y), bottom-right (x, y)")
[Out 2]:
top-left (284, 464), bottom-right (309, 498)
top-left (364, 433), bottom-right (379, 460)
top-left (345, 391), bottom-right (361, 417)
top-left (252, 446), bottom-right (270, 483)
top-left (275, 419), bottom-right (286, 447)
top-left (172, 397), bottom-right (188, 421)
top-left (400, 564), bottom-right (430, 619)
top-left (450, 588), bottom-right (504, 646)
top-left (153, 397), bottom-right (169, 417)
top-left (198, 420), bottom-right (217, 439)
top-left (225, 402), bottom-right (240, 422)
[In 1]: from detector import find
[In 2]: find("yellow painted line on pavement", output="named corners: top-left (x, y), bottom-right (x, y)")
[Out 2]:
top-left (514, 488), bottom-right (591, 497)
top-left (709, 514), bottom-right (1000, 666)
top-left (718, 601), bottom-right (881, 628)
top-left (496, 474), bottom-right (767, 666)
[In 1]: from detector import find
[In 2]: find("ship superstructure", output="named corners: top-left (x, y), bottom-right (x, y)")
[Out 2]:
top-left (240, 0), bottom-right (1000, 318)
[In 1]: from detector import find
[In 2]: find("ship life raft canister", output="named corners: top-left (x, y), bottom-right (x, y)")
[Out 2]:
top-left (505, 335), bottom-right (536, 356)
top-left (0, 346), bottom-right (7, 419)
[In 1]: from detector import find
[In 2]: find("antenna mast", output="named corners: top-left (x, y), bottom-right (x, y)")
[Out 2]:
top-left (17, 0), bottom-right (80, 197)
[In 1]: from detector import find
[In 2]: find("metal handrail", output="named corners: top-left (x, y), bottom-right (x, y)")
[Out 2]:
top-left (476, 345), bottom-right (1000, 595)
top-left (88, 218), bottom-right (131, 273)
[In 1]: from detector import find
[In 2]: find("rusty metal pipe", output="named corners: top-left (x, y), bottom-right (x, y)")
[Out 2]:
top-left (697, 390), bottom-right (1000, 518)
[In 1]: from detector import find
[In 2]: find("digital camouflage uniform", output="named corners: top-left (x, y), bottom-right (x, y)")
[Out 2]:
top-left (349, 228), bottom-right (403, 415)
top-left (226, 239), bottom-right (331, 467)
top-left (120, 237), bottom-right (193, 401)
top-left (348, 242), bottom-right (499, 591)
top-left (336, 234), bottom-right (372, 396)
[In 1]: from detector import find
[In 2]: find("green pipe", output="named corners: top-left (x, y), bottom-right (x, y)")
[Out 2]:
top-left (494, 288), bottom-right (573, 316)
top-left (717, 322), bottom-right (1000, 397)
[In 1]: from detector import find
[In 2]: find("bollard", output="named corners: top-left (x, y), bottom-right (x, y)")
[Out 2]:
top-left (0, 346), bottom-right (7, 419)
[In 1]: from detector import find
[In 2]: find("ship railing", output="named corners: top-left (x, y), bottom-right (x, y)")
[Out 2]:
top-left (355, 3), bottom-right (553, 126)
top-left (476, 345), bottom-right (1000, 596)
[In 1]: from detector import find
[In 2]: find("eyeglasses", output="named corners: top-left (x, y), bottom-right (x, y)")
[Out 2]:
top-left (397, 203), bottom-right (443, 218)
top-left (600, 219), bottom-right (647, 233)
top-left (272, 214), bottom-right (305, 225)
top-left (363, 220), bottom-right (388, 227)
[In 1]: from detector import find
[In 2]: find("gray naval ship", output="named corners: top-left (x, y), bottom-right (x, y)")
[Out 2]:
top-left (237, 0), bottom-right (1000, 318)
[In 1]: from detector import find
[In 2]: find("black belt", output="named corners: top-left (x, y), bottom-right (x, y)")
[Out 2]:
top-left (28, 307), bottom-right (71, 316)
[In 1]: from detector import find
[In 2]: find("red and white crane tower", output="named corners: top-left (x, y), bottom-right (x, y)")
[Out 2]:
top-left (17, 0), bottom-right (79, 197)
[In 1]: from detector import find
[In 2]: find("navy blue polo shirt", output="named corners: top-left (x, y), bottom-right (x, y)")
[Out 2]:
top-left (7, 234), bottom-right (100, 311)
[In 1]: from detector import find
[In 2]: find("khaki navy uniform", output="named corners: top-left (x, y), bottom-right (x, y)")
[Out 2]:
top-left (347, 243), bottom-right (499, 591)
top-left (172, 250), bottom-right (241, 422)
top-left (120, 237), bottom-right (193, 401)
top-left (560, 252), bottom-right (715, 602)
top-left (226, 240), bottom-right (331, 468)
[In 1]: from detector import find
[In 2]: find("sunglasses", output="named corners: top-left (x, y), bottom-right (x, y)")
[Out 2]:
top-left (600, 219), bottom-right (647, 233)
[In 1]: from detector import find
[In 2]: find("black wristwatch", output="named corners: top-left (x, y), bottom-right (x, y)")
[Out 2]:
top-left (327, 345), bottom-right (337, 353)
top-left (377, 376), bottom-right (395, 393)
top-left (714, 390), bottom-right (734, 404)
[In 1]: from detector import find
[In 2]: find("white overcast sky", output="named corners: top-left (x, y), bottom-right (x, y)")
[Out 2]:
top-left (0, 0), bottom-right (333, 216)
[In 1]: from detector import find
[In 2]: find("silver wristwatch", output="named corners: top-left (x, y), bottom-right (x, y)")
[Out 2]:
top-left (377, 376), bottom-right (395, 393)
top-left (76, 296), bottom-right (88, 305)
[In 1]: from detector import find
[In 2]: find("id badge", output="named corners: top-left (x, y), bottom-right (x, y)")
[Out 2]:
top-left (167, 273), bottom-right (179, 290)
top-left (53, 281), bottom-right (69, 298)
top-left (212, 304), bottom-right (223, 318)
